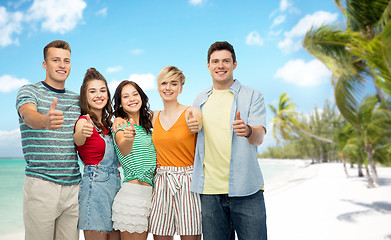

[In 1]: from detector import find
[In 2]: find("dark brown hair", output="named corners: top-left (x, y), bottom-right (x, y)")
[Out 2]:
top-left (79, 68), bottom-right (113, 134)
top-left (43, 40), bottom-right (71, 61)
top-left (113, 80), bottom-right (153, 134)
top-left (207, 41), bottom-right (236, 63)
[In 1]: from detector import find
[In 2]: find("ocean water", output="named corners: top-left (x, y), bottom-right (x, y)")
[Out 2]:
top-left (0, 158), bottom-right (296, 237)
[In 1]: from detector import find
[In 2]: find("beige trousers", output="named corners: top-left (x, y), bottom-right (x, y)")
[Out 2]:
top-left (23, 176), bottom-right (79, 240)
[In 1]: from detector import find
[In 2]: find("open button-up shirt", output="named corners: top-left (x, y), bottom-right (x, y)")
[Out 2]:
top-left (191, 80), bottom-right (267, 197)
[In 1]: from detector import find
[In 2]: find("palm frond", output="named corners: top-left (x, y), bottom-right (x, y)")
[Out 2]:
top-left (346, 0), bottom-right (390, 34)
top-left (334, 73), bottom-right (365, 129)
top-left (303, 25), bottom-right (360, 79)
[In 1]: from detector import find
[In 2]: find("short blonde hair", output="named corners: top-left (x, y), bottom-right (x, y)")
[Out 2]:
top-left (156, 66), bottom-right (186, 86)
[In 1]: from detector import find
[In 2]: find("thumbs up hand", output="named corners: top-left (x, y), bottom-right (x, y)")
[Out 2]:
top-left (45, 97), bottom-right (64, 130)
top-left (186, 108), bottom-right (200, 134)
top-left (124, 118), bottom-right (136, 142)
top-left (81, 114), bottom-right (94, 138)
top-left (232, 111), bottom-right (247, 137)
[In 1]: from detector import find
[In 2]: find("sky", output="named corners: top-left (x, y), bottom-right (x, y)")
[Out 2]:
top-left (0, 0), bottom-right (343, 158)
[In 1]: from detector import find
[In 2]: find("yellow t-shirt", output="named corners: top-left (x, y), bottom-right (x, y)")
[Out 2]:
top-left (202, 89), bottom-right (234, 194)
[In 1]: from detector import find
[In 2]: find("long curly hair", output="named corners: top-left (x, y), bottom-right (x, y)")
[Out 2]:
top-left (113, 80), bottom-right (153, 134)
top-left (79, 68), bottom-right (113, 134)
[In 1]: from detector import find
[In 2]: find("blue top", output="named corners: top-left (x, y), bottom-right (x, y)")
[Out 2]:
top-left (191, 80), bottom-right (267, 197)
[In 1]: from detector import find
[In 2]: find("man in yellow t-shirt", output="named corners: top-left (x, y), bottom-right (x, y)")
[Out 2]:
top-left (191, 41), bottom-right (268, 240)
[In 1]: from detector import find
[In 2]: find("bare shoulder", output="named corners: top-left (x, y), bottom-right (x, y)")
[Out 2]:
top-left (152, 110), bottom-right (160, 127)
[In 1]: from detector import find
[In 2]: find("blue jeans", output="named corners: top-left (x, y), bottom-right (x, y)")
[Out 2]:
top-left (200, 190), bottom-right (267, 240)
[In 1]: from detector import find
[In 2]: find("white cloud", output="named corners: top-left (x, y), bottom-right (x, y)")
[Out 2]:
top-left (278, 11), bottom-right (338, 53)
top-left (131, 48), bottom-right (144, 55)
top-left (189, 0), bottom-right (203, 6)
top-left (279, 0), bottom-right (299, 14)
top-left (26, 0), bottom-right (87, 34)
top-left (274, 59), bottom-right (331, 87)
top-left (0, 75), bottom-right (29, 92)
top-left (277, 37), bottom-right (302, 53)
top-left (106, 66), bottom-right (123, 73)
top-left (95, 7), bottom-right (107, 17)
top-left (108, 73), bottom-right (156, 94)
top-left (0, 129), bottom-right (21, 147)
top-left (129, 73), bottom-right (156, 90)
top-left (280, 0), bottom-right (290, 12)
top-left (0, 129), bottom-right (23, 157)
top-left (0, 7), bottom-right (23, 47)
top-left (271, 15), bottom-right (286, 28)
top-left (246, 31), bottom-right (264, 46)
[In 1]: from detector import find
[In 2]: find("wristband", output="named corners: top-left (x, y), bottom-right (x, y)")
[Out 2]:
top-left (245, 124), bottom-right (252, 138)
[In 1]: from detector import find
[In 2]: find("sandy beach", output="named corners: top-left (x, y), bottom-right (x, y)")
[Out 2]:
top-left (265, 160), bottom-right (391, 240)
top-left (2, 160), bottom-right (390, 240)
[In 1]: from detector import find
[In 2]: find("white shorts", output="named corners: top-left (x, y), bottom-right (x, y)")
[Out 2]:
top-left (149, 165), bottom-right (202, 236)
top-left (112, 182), bottom-right (152, 233)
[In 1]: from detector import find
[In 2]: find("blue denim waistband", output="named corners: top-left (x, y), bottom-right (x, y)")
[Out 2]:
top-left (83, 164), bottom-right (118, 174)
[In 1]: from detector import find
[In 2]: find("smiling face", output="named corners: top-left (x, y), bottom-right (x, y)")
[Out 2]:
top-left (207, 49), bottom-right (237, 90)
top-left (120, 83), bottom-right (142, 118)
top-left (86, 79), bottom-right (108, 115)
top-left (158, 78), bottom-right (182, 102)
top-left (42, 47), bottom-right (71, 89)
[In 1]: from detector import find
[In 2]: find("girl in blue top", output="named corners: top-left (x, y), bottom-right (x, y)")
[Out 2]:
top-left (111, 80), bottom-right (156, 240)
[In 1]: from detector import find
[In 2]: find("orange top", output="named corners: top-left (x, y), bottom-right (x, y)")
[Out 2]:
top-left (152, 108), bottom-right (197, 167)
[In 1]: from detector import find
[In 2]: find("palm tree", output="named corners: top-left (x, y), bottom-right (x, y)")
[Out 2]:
top-left (269, 93), bottom-right (334, 144)
top-left (359, 95), bottom-right (391, 185)
top-left (302, 0), bottom-right (391, 186)
top-left (303, 0), bottom-right (391, 112)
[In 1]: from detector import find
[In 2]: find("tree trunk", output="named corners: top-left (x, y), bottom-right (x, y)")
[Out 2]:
top-left (365, 165), bottom-right (375, 188)
top-left (291, 125), bottom-right (334, 144)
top-left (358, 163), bottom-right (364, 177)
top-left (342, 156), bottom-right (350, 177)
top-left (365, 143), bottom-right (379, 186)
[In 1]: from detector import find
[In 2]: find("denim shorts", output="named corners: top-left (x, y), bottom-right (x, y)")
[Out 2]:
top-left (78, 165), bottom-right (121, 231)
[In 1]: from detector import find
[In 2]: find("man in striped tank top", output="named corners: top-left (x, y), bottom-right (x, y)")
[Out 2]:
top-left (16, 40), bottom-right (81, 240)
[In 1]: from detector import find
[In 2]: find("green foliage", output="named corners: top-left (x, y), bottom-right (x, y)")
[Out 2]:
top-left (265, 94), bottom-right (391, 168)
top-left (265, 98), bottom-right (340, 161)
top-left (301, 0), bottom-right (391, 184)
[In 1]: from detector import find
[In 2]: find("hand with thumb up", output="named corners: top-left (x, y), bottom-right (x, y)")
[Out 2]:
top-left (186, 108), bottom-right (201, 134)
top-left (45, 97), bottom-right (64, 130)
top-left (124, 118), bottom-right (136, 142)
top-left (81, 114), bottom-right (94, 138)
top-left (232, 111), bottom-right (248, 137)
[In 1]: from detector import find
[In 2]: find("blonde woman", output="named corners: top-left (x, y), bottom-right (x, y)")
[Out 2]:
top-left (149, 66), bottom-right (202, 240)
